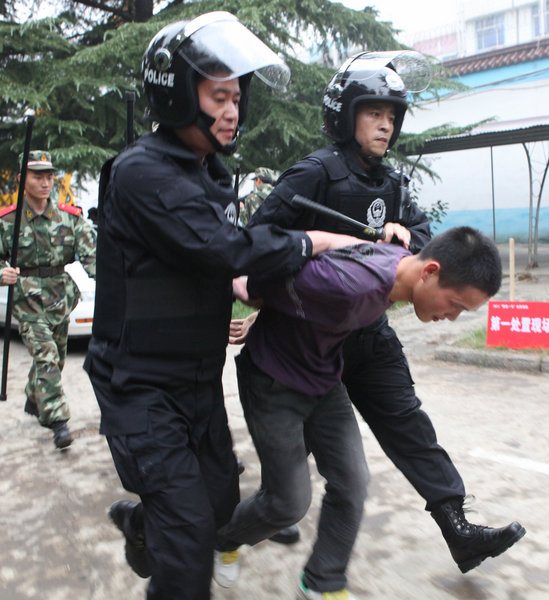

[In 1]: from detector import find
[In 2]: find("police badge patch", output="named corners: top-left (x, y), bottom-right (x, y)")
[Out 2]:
top-left (225, 202), bottom-right (238, 226)
top-left (367, 198), bottom-right (386, 229)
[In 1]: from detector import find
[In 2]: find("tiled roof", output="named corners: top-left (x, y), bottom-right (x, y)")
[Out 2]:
top-left (442, 38), bottom-right (549, 75)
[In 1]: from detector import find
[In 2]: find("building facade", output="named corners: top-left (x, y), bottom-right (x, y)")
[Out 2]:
top-left (403, 0), bottom-right (549, 242)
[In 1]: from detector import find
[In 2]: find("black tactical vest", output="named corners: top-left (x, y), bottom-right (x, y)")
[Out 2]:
top-left (304, 146), bottom-right (404, 240)
top-left (92, 152), bottom-right (236, 358)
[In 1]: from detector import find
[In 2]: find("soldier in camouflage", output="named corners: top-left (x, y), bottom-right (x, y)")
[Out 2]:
top-left (0, 151), bottom-right (96, 449)
top-left (239, 167), bottom-right (279, 225)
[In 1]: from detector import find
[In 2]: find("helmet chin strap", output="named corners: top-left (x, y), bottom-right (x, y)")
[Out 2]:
top-left (351, 137), bottom-right (384, 174)
top-left (196, 110), bottom-right (238, 156)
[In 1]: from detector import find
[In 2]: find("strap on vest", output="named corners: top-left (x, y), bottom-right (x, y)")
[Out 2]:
top-left (306, 147), bottom-right (350, 182)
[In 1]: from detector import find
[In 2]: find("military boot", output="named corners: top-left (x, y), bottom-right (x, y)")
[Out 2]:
top-left (51, 421), bottom-right (73, 449)
top-left (431, 497), bottom-right (526, 573)
top-left (109, 500), bottom-right (150, 578)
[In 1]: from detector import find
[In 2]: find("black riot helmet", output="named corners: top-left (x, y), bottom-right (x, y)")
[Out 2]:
top-left (142, 11), bottom-right (290, 154)
top-left (322, 51), bottom-right (431, 150)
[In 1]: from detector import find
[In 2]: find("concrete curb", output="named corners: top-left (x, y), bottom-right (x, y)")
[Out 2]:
top-left (435, 346), bottom-right (549, 373)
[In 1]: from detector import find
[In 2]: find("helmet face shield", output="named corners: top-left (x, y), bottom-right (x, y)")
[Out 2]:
top-left (348, 51), bottom-right (431, 93)
top-left (152, 12), bottom-right (290, 91)
top-left (180, 17), bottom-right (290, 91)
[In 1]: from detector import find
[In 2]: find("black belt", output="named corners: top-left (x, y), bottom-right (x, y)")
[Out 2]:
top-left (19, 265), bottom-right (65, 278)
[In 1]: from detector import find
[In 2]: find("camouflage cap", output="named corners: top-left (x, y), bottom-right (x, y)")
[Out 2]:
top-left (19, 150), bottom-right (57, 172)
top-left (253, 167), bottom-right (279, 185)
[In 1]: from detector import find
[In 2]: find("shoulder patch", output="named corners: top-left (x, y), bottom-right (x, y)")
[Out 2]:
top-left (58, 203), bottom-right (82, 216)
top-left (0, 204), bottom-right (17, 218)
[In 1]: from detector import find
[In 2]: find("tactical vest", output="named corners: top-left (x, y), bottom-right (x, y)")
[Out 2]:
top-left (92, 153), bottom-right (236, 358)
top-left (304, 146), bottom-right (405, 240)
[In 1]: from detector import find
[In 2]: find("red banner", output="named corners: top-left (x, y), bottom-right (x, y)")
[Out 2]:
top-left (486, 301), bottom-right (549, 349)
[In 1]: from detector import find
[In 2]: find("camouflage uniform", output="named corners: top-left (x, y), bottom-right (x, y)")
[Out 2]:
top-left (240, 183), bottom-right (273, 226)
top-left (0, 198), bottom-right (96, 426)
top-left (239, 167), bottom-right (279, 226)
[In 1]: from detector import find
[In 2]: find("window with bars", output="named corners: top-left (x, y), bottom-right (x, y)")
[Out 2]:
top-left (475, 14), bottom-right (505, 50)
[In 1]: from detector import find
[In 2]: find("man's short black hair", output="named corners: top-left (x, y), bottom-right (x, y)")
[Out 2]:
top-left (419, 227), bottom-right (502, 297)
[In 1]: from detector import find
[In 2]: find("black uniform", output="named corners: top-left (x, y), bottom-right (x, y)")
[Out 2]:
top-left (84, 127), bottom-right (312, 600)
top-left (249, 143), bottom-right (466, 510)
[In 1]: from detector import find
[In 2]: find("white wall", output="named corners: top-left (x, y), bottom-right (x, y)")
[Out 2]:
top-left (403, 78), bottom-right (549, 240)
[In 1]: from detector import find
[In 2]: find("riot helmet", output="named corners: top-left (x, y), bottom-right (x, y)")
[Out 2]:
top-left (322, 51), bottom-right (431, 150)
top-left (142, 11), bottom-right (290, 155)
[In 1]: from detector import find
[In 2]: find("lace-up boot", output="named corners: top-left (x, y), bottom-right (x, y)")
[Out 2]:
top-left (431, 497), bottom-right (526, 573)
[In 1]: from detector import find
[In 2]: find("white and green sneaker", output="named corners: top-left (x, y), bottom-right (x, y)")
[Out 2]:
top-left (297, 573), bottom-right (357, 600)
top-left (213, 549), bottom-right (240, 588)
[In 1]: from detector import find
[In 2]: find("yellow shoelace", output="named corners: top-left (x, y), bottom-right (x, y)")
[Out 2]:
top-left (219, 550), bottom-right (239, 565)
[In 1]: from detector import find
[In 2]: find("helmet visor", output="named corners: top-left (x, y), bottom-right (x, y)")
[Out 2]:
top-left (345, 51), bottom-right (431, 93)
top-left (179, 13), bottom-right (290, 91)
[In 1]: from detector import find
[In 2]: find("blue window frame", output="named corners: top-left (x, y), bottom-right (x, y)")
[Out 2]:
top-left (475, 14), bottom-right (505, 50)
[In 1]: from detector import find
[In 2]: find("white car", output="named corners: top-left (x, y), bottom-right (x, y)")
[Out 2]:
top-left (0, 261), bottom-right (95, 337)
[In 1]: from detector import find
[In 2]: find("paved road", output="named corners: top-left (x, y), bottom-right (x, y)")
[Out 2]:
top-left (0, 243), bottom-right (547, 599)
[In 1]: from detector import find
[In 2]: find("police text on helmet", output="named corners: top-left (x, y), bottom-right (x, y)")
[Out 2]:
top-left (144, 67), bottom-right (175, 88)
top-left (323, 94), bottom-right (342, 113)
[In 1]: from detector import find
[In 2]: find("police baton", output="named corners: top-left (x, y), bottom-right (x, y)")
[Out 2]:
top-left (290, 194), bottom-right (385, 241)
top-left (1, 113), bottom-right (35, 401)
top-left (397, 163), bottom-right (411, 223)
top-left (234, 163), bottom-right (241, 198)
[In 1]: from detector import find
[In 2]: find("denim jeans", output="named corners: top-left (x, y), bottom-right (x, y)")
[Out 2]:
top-left (218, 347), bottom-right (369, 592)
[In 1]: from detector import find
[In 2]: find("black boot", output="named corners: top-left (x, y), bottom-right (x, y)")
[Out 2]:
top-left (431, 497), bottom-right (526, 573)
top-left (51, 421), bottom-right (73, 449)
top-left (109, 500), bottom-right (150, 578)
top-left (269, 524), bottom-right (300, 545)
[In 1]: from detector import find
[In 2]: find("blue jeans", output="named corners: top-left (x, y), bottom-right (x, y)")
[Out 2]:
top-left (218, 348), bottom-right (369, 593)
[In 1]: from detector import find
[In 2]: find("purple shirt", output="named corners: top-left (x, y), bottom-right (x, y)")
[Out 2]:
top-left (246, 243), bottom-right (410, 395)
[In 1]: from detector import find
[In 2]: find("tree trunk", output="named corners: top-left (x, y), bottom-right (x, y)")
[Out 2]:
top-left (133, 0), bottom-right (153, 22)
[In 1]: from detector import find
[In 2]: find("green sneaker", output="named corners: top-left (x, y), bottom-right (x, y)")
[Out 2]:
top-left (297, 573), bottom-right (357, 600)
top-left (213, 549), bottom-right (240, 588)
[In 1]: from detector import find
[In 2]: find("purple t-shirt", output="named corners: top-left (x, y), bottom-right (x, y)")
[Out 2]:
top-left (246, 243), bottom-right (410, 395)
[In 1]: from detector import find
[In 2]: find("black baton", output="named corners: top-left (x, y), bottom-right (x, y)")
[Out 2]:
top-left (290, 194), bottom-right (385, 241)
top-left (234, 163), bottom-right (241, 198)
top-left (1, 114), bottom-right (35, 401)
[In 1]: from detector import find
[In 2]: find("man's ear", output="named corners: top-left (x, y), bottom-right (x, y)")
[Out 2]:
top-left (420, 261), bottom-right (441, 282)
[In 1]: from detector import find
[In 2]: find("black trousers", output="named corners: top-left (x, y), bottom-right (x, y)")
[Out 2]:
top-left (342, 317), bottom-right (465, 511)
top-left (86, 349), bottom-right (239, 600)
